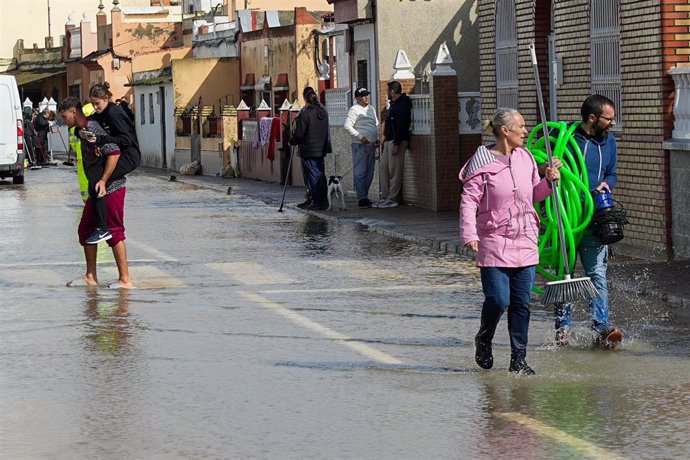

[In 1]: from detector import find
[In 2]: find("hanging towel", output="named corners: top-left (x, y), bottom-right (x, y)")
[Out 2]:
top-left (267, 117), bottom-right (281, 161)
top-left (259, 117), bottom-right (273, 146)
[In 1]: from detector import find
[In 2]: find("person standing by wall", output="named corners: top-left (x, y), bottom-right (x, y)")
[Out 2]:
top-left (22, 106), bottom-right (38, 166)
top-left (374, 80), bottom-right (412, 208)
top-left (460, 108), bottom-right (560, 375)
top-left (33, 108), bottom-right (51, 164)
top-left (289, 87), bottom-right (331, 211)
top-left (343, 87), bottom-right (379, 208)
top-left (554, 95), bottom-right (621, 348)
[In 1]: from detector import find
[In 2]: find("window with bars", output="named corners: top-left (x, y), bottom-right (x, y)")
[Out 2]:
top-left (149, 93), bottom-right (155, 125)
top-left (496, 0), bottom-right (519, 110)
top-left (590, 0), bottom-right (621, 131)
top-left (140, 94), bottom-right (146, 125)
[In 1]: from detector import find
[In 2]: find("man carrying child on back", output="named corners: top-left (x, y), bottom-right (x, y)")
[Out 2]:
top-left (58, 97), bottom-right (133, 289)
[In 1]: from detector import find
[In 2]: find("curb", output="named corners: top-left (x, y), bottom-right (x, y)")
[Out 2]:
top-left (150, 171), bottom-right (688, 309)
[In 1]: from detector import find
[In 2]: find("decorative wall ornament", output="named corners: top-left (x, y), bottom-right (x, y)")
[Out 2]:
top-left (392, 49), bottom-right (415, 80)
top-left (432, 42), bottom-right (456, 76)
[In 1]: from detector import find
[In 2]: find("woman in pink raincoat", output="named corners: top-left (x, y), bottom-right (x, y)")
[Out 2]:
top-left (460, 108), bottom-right (560, 375)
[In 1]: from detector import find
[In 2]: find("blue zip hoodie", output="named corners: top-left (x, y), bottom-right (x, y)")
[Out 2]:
top-left (573, 126), bottom-right (618, 192)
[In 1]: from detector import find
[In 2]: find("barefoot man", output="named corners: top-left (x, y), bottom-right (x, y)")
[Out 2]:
top-left (58, 97), bottom-right (134, 289)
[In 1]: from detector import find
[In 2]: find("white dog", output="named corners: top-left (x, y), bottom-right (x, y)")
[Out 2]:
top-left (327, 175), bottom-right (347, 211)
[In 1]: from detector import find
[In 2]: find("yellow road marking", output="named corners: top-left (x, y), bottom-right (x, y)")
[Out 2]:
top-left (497, 412), bottom-right (626, 460)
top-left (0, 259), bottom-right (161, 268)
top-left (99, 265), bottom-right (187, 289)
top-left (307, 260), bottom-right (408, 281)
top-left (257, 284), bottom-right (472, 294)
top-left (208, 262), bottom-right (300, 285)
top-left (127, 239), bottom-right (178, 262)
top-left (240, 291), bottom-right (403, 365)
top-left (0, 268), bottom-right (65, 285)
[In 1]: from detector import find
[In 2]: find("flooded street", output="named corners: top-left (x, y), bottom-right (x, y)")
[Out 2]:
top-left (1, 167), bottom-right (689, 459)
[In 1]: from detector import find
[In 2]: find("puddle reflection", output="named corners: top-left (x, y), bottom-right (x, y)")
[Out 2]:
top-left (83, 288), bottom-right (132, 356)
top-left (299, 215), bottom-right (333, 255)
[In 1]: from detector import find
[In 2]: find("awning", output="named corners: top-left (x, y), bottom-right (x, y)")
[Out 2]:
top-left (126, 67), bottom-right (172, 87)
top-left (273, 73), bottom-right (289, 91)
top-left (240, 73), bottom-right (255, 90)
top-left (1, 68), bottom-right (65, 86)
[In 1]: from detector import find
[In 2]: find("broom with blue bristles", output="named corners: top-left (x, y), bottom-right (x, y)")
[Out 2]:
top-left (528, 41), bottom-right (599, 304)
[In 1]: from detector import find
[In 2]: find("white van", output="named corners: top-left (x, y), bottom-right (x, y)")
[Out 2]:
top-left (0, 75), bottom-right (25, 184)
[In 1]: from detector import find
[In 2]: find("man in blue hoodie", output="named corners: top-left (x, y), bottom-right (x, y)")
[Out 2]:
top-left (555, 95), bottom-right (622, 349)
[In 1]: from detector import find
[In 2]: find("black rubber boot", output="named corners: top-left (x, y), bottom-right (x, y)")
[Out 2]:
top-left (509, 357), bottom-right (535, 375)
top-left (474, 335), bottom-right (493, 369)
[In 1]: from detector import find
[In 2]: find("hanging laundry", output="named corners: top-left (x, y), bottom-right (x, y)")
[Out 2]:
top-left (267, 117), bottom-right (281, 161)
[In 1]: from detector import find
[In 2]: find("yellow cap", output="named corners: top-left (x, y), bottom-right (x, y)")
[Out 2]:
top-left (83, 103), bottom-right (95, 117)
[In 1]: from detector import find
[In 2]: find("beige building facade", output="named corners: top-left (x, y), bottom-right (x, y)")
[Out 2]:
top-left (0, 0), bottom-right (152, 71)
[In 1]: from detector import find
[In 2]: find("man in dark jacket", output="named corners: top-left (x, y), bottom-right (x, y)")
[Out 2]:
top-left (289, 88), bottom-right (331, 210)
top-left (375, 80), bottom-right (412, 208)
top-left (33, 108), bottom-right (51, 164)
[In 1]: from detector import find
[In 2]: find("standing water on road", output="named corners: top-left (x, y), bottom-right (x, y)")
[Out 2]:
top-left (1, 167), bottom-right (688, 459)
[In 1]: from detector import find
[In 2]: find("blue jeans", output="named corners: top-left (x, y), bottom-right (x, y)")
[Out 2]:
top-left (554, 234), bottom-right (610, 332)
top-left (351, 143), bottom-right (376, 200)
top-left (477, 266), bottom-right (535, 359)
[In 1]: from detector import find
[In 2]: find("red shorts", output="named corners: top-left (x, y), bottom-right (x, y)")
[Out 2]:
top-left (78, 187), bottom-right (126, 247)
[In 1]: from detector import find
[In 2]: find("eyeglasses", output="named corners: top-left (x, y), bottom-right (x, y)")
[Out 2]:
top-left (598, 115), bottom-right (616, 123)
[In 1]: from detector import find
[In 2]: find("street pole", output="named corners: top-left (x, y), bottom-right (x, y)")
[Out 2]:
top-left (47, 0), bottom-right (52, 39)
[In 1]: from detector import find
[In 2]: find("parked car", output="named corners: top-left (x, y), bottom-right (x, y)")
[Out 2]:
top-left (0, 75), bottom-right (25, 184)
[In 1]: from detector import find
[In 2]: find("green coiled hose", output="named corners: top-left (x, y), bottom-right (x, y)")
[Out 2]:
top-left (526, 121), bottom-right (595, 294)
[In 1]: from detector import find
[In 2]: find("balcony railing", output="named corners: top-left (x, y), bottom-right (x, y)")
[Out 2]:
top-left (409, 94), bottom-right (431, 135)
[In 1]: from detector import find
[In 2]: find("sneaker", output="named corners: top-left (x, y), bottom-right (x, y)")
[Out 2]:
top-left (509, 357), bottom-right (535, 375)
top-left (555, 328), bottom-right (570, 347)
top-left (474, 336), bottom-right (493, 369)
top-left (358, 198), bottom-right (372, 208)
top-left (377, 199), bottom-right (399, 208)
top-left (371, 199), bottom-right (385, 208)
top-left (86, 227), bottom-right (112, 244)
top-left (595, 327), bottom-right (623, 349)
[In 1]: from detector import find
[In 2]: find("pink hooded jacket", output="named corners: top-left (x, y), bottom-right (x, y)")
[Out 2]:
top-left (459, 145), bottom-right (552, 268)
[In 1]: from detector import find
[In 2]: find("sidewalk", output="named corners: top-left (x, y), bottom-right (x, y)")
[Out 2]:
top-left (141, 167), bottom-right (690, 308)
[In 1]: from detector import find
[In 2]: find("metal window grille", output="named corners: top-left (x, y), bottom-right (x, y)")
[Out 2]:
top-left (590, 0), bottom-right (621, 131)
top-left (149, 93), bottom-right (155, 125)
top-left (496, 0), bottom-right (519, 110)
top-left (140, 94), bottom-right (146, 125)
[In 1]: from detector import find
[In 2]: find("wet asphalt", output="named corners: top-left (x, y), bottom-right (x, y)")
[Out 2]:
top-left (1, 166), bottom-right (689, 459)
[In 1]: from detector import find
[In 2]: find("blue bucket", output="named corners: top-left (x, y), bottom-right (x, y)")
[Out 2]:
top-left (595, 190), bottom-right (615, 211)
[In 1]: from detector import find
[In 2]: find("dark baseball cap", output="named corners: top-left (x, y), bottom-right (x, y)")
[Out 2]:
top-left (355, 87), bottom-right (370, 97)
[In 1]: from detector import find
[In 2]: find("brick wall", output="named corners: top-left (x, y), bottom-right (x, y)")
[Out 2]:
top-left (430, 74), bottom-right (460, 212)
top-left (479, 0), bottom-right (673, 259)
top-left (404, 135), bottom-right (434, 208)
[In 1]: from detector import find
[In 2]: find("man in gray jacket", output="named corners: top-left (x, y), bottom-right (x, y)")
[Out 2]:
top-left (343, 87), bottom-right (379, 208)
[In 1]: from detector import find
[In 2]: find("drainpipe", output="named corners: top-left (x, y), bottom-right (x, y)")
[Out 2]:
top-left (372, 0), bottom-right (380, 113)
